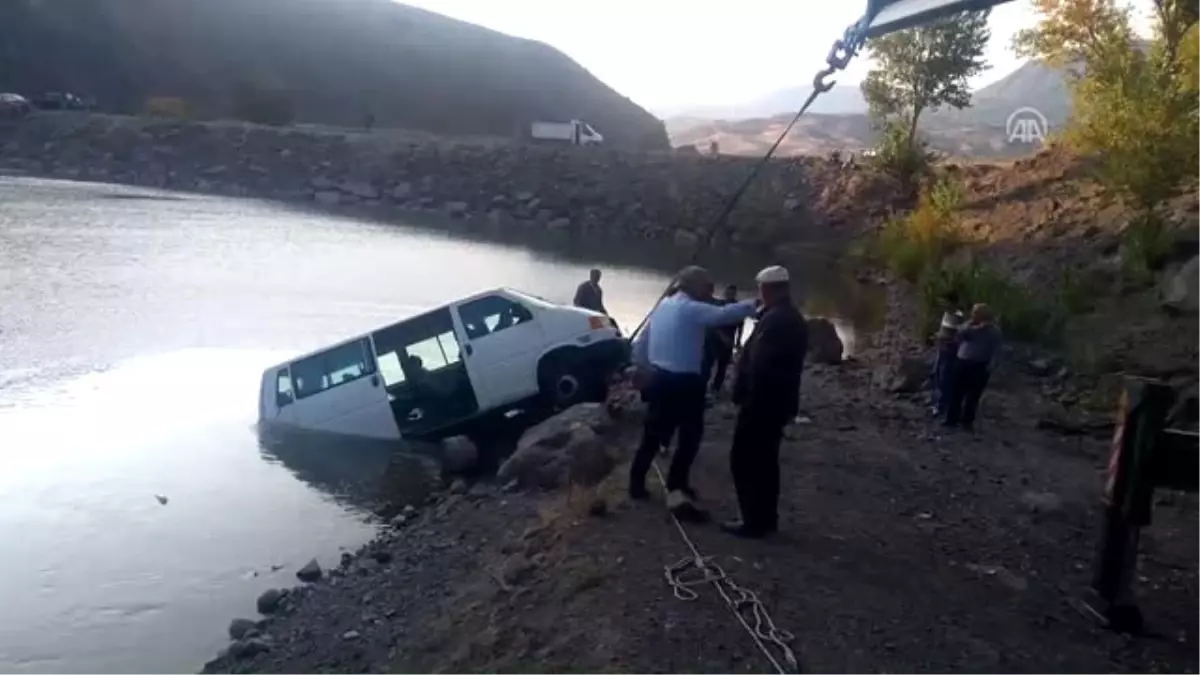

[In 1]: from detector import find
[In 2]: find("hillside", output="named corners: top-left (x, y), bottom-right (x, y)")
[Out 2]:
top-left (666, 58), bottom-right (1072, 157)
top-left (0, 0), bottom-right (668, 150)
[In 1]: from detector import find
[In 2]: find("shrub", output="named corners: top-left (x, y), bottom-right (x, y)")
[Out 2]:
top-left (873, 176), bottom-right (964, 282)
top-left (1121, 211), bottom-right (1173, 283)
top-left (868, 119), bottom-right (938, 193)
top-left (920, 261), bottom-right (1067, 344)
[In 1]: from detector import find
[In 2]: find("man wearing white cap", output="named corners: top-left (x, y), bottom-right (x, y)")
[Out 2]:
top-left (629, 265), bottom-right (759, 520)
top-left (723, 264), bottom-right (808, 538)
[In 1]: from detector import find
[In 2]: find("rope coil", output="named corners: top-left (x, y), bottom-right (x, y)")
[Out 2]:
top-left (652, 463), bottom-right (801, 674)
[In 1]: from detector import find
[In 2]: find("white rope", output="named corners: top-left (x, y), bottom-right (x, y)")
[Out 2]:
top-left (651, 461), bottom-right (800, 674)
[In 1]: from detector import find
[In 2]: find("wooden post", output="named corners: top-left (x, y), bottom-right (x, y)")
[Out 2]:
top-left (1087, 377), bottom-right (1175, 633)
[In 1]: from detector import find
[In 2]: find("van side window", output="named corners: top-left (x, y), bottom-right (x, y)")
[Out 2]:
top-left (291, 339), bottom-right (375, 400)
top-left (373, 309), bottom-right (466, 386)
top-left (458, 295), bottom-right (533, 341)
top-left (275, 368), bottom-right (294, 407)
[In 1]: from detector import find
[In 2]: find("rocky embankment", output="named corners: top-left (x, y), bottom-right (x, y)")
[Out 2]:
top-left (0, 112), bottom-right (896, 253)
top-left (201, 354), bottom-right (1198, 674)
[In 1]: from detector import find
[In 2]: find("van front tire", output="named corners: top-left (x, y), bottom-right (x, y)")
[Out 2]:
top-left (538, 353), bottom-right (595, 410)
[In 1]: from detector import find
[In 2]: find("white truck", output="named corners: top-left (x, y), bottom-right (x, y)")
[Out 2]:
top-left (257, 288), bottom-right (629, 443)
top-left (529, 119), bottom-right (604, 146)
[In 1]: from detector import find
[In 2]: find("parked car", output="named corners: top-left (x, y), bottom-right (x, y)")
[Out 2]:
top-left (258, 287), bottom-right (629, 442)
top-left (32, 91), bottom-right (86, 110)
top-left (0, 93), bottom-right (32, 120)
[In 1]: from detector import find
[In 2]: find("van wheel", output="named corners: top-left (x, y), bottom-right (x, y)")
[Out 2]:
top-left (539, 355), bottom-right (590, 410)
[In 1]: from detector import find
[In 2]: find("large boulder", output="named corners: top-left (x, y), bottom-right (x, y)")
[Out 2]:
top-left (497, 403), bottom-right (617, 489)
top-left (1161, 256), bottom-right (1199, 315)
top-left (880, 356), bottom-right (931, 393)
top-left (806, 317), bottom-right (844, 365)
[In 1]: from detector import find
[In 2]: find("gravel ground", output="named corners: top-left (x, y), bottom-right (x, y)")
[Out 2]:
top-left (203, 360), bottom-right (1198, 674)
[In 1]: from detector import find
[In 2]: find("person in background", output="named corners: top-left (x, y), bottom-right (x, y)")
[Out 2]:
top-left (629, 266), bottom-right (758, 521)
top-left (944, 303), bottom-right (1003, 431)
top-left (573, 268), bottom-right (607, 315)
top-left (701, 284), bottom-right (744, 395)
top-left (931, 307), bottom-right (964, 417)
top-left (723, 266), bottom-right (807, 539)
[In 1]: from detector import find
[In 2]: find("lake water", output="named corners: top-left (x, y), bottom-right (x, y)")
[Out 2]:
top-left (0, 175), bottom-right (873, 672)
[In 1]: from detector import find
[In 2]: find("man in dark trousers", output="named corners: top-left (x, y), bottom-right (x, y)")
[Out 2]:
top-left (701, 284), bottom-right (744, 395)
top-left (723, 265), bottom-right (807, 539)
top-left (573, 268), bottom-right (607, 315)
top-left (629, 266), bottom-right (758, 521)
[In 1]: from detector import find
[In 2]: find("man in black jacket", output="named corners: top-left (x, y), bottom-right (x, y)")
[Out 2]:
top-left (573, 268), bottom-right (607, 315)
top-left (723, 265), bottom-right (808, 539)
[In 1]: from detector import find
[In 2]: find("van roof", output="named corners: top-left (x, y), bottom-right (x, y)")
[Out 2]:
top-left (262, 286), bottom-right (562, 372)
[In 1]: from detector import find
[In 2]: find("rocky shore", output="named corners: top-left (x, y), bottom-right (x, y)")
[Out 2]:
top-left (0, 112), bottom-right (894, 254)
top-left (200, 342), bottom-right (1198, 673)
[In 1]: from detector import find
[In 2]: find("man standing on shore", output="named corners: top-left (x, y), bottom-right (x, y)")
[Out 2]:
top-left (944, 303), bottom-right (1002, 432)
top-left (629, 266), bottom-right (758, 521)
top-left (573, 268), bottom-right (607, 315)
top-left (701, 284), bottom-right (744, 395)
top-left (723, 265), bottom-right (807, 539)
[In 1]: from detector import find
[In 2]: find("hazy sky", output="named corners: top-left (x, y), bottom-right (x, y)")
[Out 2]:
top-left (402, 0), bottom-right (1157, 115)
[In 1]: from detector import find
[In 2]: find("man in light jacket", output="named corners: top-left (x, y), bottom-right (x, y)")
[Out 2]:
top-left (630, 266), bottom-right (758, 521)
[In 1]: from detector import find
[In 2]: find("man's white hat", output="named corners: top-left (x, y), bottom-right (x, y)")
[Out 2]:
top-left (755, 265), bottom-right (790, 284)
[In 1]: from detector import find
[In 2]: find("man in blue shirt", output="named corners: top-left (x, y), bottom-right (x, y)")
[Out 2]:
top-left (630, 266), bottom-right (758, 520)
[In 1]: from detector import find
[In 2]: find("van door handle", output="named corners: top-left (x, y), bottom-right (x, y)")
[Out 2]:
top-left (464, 344), bottom-right (473, 356)
top-left (370, 374), bottom-right (379, 387)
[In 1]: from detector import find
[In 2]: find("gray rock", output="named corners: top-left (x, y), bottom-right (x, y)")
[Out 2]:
top-left (449, 478), bottom-right (469, 495)
top-left (314, 190), bottom-right (340, 206)
top-left (547, 216), bottom-right (571, 231)
top-left (255, 588), bottom-right (286, 615)
top-left (514, 191), bottom-right (534, 202)
top-left (370, 549), bottom-right (393, 565)
top-left (497, 403), bottom-right (616, 489)
top-left (390, 514), bottom-right (408, 528)
top-left (296, 558), bottom-right (323, 582)
top-left (467, 482), bottom-right (491, 500)
top-left (806, 318), bottom-right (844, 365)
top-left (444, 201), bottom-right (469, 215)
top-left (885, 356), bottom-right (930, 394)
top-left (391, 182), bottom-right (413, 200)
top-left (342, 630), bottom-right (361, 641)
top-left (1161, 255), bottom-right (1199, 314)
top-left (1019, 491), bottom-right (1063, 513)
top-left (340, 180), bottom-right (379, 200)
top-left (228, 618), bottom-right (258, 640)
top-left (228, 637), bottom-right (272, 660)
top-left (783, 198), bottom-right (802, 212)
top-left (402, 504), bottom-right (417, 516)
top-left (673, 229), bottom-right (700, 248)
top-left (441, 435), bottom-right (478, 474)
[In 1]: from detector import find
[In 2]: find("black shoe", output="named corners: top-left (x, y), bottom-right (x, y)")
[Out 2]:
top-left (629, 485), bottom-right (649, 500)
top-left (720, 519), bottom-right (770, 539)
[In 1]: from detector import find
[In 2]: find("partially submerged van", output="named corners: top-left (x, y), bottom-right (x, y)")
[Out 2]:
top-left (258, 288), bottom-right (629, 442)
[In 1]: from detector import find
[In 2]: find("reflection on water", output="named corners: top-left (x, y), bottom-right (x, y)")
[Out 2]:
top-left (257, 426), bottom-right (442, 513)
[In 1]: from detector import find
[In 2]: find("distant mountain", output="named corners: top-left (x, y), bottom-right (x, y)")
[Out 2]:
top-left (656, 85), bottom-right (868, 121)
top-left (666, 57), bottom-right (1076, 158)
top-left (0, 0), bottom-right (668, 150)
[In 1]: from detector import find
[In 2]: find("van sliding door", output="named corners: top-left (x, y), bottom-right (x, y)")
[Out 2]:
top-left (371, 307), bottom-right (480, 438)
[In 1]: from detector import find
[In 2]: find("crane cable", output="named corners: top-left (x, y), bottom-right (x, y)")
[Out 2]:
top-left (628, 17), bottom-right (870, 342)
top-left (625, 17), bottom-right (873, 675)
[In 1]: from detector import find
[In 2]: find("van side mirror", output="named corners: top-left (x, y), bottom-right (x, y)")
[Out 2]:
top-left (276, 391), bottom-right (294, 407)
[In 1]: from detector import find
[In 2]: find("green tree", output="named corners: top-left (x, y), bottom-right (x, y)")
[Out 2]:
top-left (860, 10), bottom-right (991, 152)
top-left (1016, 0), bottom-right (1198, 275)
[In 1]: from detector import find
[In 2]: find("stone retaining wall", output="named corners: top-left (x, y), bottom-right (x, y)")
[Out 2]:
top-left (0, 113), bottom-right (895, 254)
